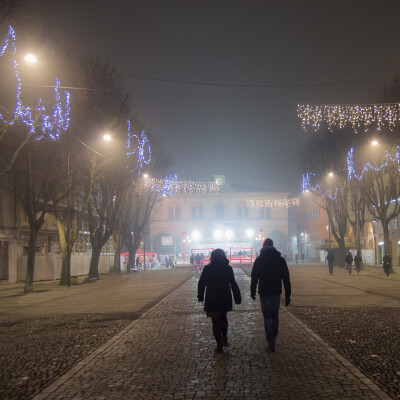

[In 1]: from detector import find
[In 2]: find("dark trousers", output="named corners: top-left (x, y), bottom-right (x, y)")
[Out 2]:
top-left (211, 312), bottom-right (228, 344)
top-left (260, 294), bottom-right (281, 346)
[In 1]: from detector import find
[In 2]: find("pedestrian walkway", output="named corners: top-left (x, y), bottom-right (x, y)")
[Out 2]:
top-left (33, 270), bottom-right (390, 400)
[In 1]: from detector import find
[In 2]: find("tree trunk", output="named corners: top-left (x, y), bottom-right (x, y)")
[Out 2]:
top-left (111, 233), bottom-right (121, 273)
top-left (88, 245), bottom-right (101, 280)
top-left (338, 237), bottom-right (346, 267)
top-left (24, 224), bottom-right (40, 293)
top-left (57, 219), bottom-right (69, 285)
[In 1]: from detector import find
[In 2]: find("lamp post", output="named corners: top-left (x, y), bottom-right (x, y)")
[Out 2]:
top-left (372, 220), bottom-right (377, 265)
top-left (66, 134), bottom-right (71, 287)
top-left (327, 224), bottom-right (331, 251)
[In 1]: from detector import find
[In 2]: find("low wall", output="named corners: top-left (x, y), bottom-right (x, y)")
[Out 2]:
top-left (17, 253), bottom-right (113, 281)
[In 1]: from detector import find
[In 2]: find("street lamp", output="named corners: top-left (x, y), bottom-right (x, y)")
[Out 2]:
top-left (192, 230), bottom-right (201, 241)
top-left (371, 220), bottom-right (377, 265)
top-left (371, 140), bottom-right (379, 146)
top-left (24, 53), bottom-right (37, 64)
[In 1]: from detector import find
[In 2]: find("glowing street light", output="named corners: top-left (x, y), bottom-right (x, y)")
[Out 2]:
top-left (246, 229), bottom-right (254, 238)
top-left (213, 229), bottom-right (222, 240)
top-left (225, 229), bottom-right (233, 240)
top-left (24, 53), bottom-right (37, 64)
top-left (192, 230), bottom-right (201, 241)
top-left (328, 172), bottom-right (334, 177)
top-left (371, 140), bottom-right (379, 146)
top-left (103, 133), bottom-right (111, 141)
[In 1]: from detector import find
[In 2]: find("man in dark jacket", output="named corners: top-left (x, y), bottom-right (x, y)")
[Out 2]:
top-left (251, 238), bottom-right (291, 352)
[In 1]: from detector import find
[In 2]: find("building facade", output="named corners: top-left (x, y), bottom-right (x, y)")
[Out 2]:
top-left (149, 190), bottom-right (289, 262)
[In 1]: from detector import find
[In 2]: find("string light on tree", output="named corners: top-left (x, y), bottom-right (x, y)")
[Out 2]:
top-left (301, 172), bottom-right (338, 199)
top-left (246, 198), bottom-right (300, 209)
top-left (126, 120), bottom-right (151, 174)
top-left (347, 146), bottom-right (400, 182)
top-left (0, 26), bottom-right (70, 138)
top-left (297, 103), bottom-right (400, 132)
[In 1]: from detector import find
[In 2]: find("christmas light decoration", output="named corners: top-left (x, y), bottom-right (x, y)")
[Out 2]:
top-left (0, 26), bottom-right (70, 138)
top-left (301, 172), bottom-right (338, 199)
top-left (347, 146), bottom-right (400, 181)
top-left (144, 174), bottom-right (219, 197)
top-left (297, 103), bottom-right (400, 132)
top-left (126, 120), bottom-right (151, 174)
top-left (246, 198), bottom-right (300, 209)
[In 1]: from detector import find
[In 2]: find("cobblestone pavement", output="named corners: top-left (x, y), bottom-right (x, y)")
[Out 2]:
top-left (0, 270), bottom-right (192, 400)
top-left (289, 307), bottom-right (400, 400)
top-left (33, 270), bottom-right (389, 400)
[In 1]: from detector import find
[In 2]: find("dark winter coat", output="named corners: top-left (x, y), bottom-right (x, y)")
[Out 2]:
top-left (251, 247), bottom-right (291, 298)
top-left (345, 254), bottom-right (353, 265)
top-left (327, 252), bottom-right (335, 266)
top-left (383, 255), bottom-right (392, 266)
top-left (354, 254), bottom-right (362, 266)
top-left (197, 261), bottom-right (241, 312)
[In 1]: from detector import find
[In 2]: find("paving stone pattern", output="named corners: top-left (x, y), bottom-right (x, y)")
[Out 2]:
top-left (34, 270), bottom-right (389, 400)
top-left (290, 307), bottom-right (400, 400)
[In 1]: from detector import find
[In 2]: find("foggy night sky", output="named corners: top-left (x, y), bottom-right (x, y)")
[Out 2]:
top-left (26, 0), bottom-right (400, 192)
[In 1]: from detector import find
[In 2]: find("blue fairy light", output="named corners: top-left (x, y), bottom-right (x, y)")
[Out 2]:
top-left (301, 172), bottom-right (338, 199)
top-left (126, 120), bottom-right (151, 174)
top-left (0, 26), bottom-right (70, 139)
top-left (347, 146), bottom-right (400, 182)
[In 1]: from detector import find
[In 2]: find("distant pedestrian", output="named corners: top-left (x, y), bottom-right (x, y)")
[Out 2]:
top-left (301, 253), bottom-right (305, 264)
top-left (198, 249), bottom-right (241, 354)
top-left (251, 238), bottom-right (291, 352)
top-left (136, 256), bottom-right (140, 269)
top-left (383, 253), bottom-right (392, 277)
top-left (354, 252), bottom-right (362, 276)
top-left (190, 253), bottom-right (195, 267)
top-left (165, 255), bottom-right (169, 268)
top-left (195, 253), bottom-right (201, 269)
top-left (327, 251), bottom-right (335, 276)
top-left (345, 252), bottom-right (353, 275)
top-left (295, 254), bottom-right (298, 264)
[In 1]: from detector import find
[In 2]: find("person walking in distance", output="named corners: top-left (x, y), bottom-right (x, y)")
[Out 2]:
top-left (345, 252), bottom-right (353, 275)
top-left (198, 249), bottom-right (241, 354)
top-left (354, 251), bottom-right (362, 276)
top-left (251, 238), bottom-right (291, 352)
top-left (383, 253), bottom-right (392, 277)
top-left (327, 251), bottom-right (335, 276)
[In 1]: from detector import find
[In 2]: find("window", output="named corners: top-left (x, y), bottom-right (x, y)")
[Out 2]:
top-left (168, 207), bottom-right (180, 221)
top-left (260, 207), bottom-right (271, 219)
top-left (216, 205), bottom-right (224, 220)
top-left (192, 206), bottom-right (203, 220)
top-left (238, 206), bottom-right (248, 219)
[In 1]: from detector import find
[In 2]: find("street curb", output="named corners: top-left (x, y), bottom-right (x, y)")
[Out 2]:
top-left (32, 274), bottom-right (194, 400)
top-left (284, 309), bottom-right (392, 400)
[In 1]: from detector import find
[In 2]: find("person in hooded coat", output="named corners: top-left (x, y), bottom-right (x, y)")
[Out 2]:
top-left (197, 249), bottom-right (241, 354)
top-left (251, 238), bottom-right (291, 352)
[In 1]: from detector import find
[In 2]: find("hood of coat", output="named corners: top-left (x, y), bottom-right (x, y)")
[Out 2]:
top-left (259, 246), bottom-right (281, 258)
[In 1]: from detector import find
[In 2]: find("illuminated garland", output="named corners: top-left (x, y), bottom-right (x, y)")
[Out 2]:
top-left (347, 146), bottom-right (400, 181)
top-left (126, 120), bottom-right (151, 174)
top-left (246, 198), bottom-right (300, 209)
top-left (301, 172), bottom-right (338, 199)
top-left (0, 26), bottom-right (70, 139)
top-left (297, 104), bottom-right (400, 132)
top-left (145, 174), bottom-right (219, 197)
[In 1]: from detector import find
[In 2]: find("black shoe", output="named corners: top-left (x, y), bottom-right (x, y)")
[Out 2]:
top-left (221, 337), bottom-right (229, 347)
top-left (267, 345), bottom-right (275, 352)
top-left (215, 343), bottom-right (224, 354)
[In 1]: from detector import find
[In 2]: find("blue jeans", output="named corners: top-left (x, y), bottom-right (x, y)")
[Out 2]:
top-left (260, 294), bottom-right (281, 346)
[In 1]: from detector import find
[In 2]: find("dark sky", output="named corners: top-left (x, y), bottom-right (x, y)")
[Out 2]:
top-left (26, 0), bottom-right (400, 192)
